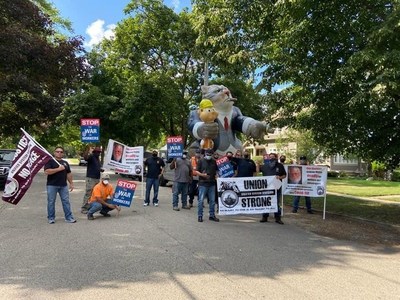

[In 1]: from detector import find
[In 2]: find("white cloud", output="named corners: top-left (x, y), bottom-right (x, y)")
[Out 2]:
top-left (85, 19), bottom-right (116, 48)
top-left (170, 0), bottom-right (180, 11)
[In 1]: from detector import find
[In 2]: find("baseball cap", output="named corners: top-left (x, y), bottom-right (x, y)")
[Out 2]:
top-left (299, 156), bottom-right (307, 160)
top-left (102, 173), bottom-right (110, 180)
top-left (93, 146), bottom-right (101, 153)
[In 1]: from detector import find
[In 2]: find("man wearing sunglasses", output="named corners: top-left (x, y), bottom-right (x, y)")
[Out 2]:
top-left (44, 146), bottom-right (76, 224)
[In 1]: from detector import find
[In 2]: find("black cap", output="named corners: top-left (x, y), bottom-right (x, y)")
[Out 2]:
top-left (300, 156), bottom-right (307, 160)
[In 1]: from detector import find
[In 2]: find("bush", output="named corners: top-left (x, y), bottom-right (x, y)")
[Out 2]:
top-left (392, 170), bottom-right (400, 182)
top-left (328, 170), bottom-right (340, 178)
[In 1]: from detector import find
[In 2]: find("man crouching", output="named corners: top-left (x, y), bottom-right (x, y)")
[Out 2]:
top-left (87, 173), bottom-right (120, 220)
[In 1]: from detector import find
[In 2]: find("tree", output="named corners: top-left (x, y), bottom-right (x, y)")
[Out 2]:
top-left (192, 0), bottom-right (400, 166)
top-left (0, 0), bottom-right (86, 139)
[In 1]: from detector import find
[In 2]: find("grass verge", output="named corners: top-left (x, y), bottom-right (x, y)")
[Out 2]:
top-left (327, 178), bottom-right (400, 197)
top-left (283, 195), bottom-right (400, 226)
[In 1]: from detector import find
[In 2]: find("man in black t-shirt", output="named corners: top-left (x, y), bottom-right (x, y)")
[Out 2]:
top-left (44, 146), bottom-right (76, 224)
top-left (81, 146), bottom-right (103, 213)
top-left (143, 150), bottom-right (165, 206)
top-left (233, 150), bottom-right (256, 177)
top-left (257, 153), bottom-right (286, 225)
top-left (196, 149), bottom-right (219, 223)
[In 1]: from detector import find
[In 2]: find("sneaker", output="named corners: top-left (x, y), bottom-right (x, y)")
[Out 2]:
top-left (87, 214), bottom-right (94, 220)
top-left (65, 218), bottom-right (77, 223)
top-left (143, 202), bottom-right (149, 206)
top-left (209, 216), bottom-right (220, 222)
top-left (189, 204), bottom-right (193, 208)
top-left (48, 219), bottom-right (55, 224)
top-left (173, 207), bottom-right (180, 211)
top-left (259, 217), bottom-right (268, 223)
top-left (100, 211), bottom-right (111, 217)
top-left (198, 216), bottom-right (203, 222)
top-left (307, 210), bottom-right (314, 214)
top-left (181, 206), bottom-right (190, 209)
top-left (154, 203), bottom-right (159, 207)
top-left (81, 209), bottom-right (88, 214)
top-left (292, 209), bottom-right (298, 213)
top-left (275, 219), bottom-right (284, 225)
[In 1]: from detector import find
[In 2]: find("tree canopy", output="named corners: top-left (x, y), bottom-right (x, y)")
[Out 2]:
top-left (192, 0), bottom-right (400, 166)
top-left (0, 0), bottom-right (87, 140)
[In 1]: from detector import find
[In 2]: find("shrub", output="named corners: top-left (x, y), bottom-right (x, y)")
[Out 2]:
top-left (392, 170), bottom-right (400, 182)
top-left (328, 170), bottom-right (340, 178)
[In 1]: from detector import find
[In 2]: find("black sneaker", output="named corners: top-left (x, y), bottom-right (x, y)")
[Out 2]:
top-left (198, 216), bottom-right (203, 222)
top-left (182, 206), bottom-right (190, 209)
top-left (259, 217), bottom-right (268, 223)
top-left (100, 211), bottom-right (111, 217)
top-left (209, 216), bottom-right (220, 222)
top-left (275, 219), bottom-right (284, 225)
top-left (292, 209), bottom-right (298, 213)
top-left (87, 214), bottom-right (94, 220)
top-left (307, 210), bottom-right (314, 214)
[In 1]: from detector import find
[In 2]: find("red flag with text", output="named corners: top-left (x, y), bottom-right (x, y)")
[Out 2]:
top-left (2, 131), bottom-right (52, 205)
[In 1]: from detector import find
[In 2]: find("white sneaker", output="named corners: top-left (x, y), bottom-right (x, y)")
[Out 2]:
top-left (154, 203), bottom-right (159, 207)
top-left (143, 203), bottom-right (149, 206)
top-left (48, 219), bottom-right (55, 224)
top-left (65, 218), bottom-right (77, 223)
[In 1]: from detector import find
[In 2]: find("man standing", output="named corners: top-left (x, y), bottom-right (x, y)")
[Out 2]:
top-left (170, 151), bottom-right (192, 211)
top-left (44, 146), bottom-right (76, 224)
top-left (188, 149), bottom-right (201, 207)
top-left (81, 146), bottom-right (103, 214)
top-left (87, 173), bottom-right (120, 220)
top-left (196, 149), bottom-right (219, 222)
top-left (144, 150), bottom-right (165, 206)
top-left (257, 153), bottom-right (286, 224)
top-left (234, 150), bottom-right (257, 177)
top-left (292, 156), bottom-right (313, 213)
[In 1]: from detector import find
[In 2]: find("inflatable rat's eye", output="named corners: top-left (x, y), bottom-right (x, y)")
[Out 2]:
top-left (207, 108), bottom-right (213, 112)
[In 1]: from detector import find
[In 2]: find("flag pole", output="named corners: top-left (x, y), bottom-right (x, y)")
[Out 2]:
top-left (20, 128), bottom-right (60, 166)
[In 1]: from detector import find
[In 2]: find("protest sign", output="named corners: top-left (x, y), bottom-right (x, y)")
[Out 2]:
top-left (217, 176), bottom-right (281, 215)
top-left (167, 136), bottom-right (183, 159)
top-left (80, 118), bottom-right (100, 143)
top-left (111, 179), bottom-right (136, 207)
top-left (283, 165), bottom-right (328, 197)
top-left (103, 139), bottom-right (144, 175)
top-left (216, 156), bottom-right (235, 178)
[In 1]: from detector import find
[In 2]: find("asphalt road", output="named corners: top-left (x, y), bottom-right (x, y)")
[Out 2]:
top-left (0, 166), bottom-right (399, 299)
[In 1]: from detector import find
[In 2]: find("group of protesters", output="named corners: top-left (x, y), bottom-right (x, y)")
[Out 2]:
top-left (44, 144), bottom-right (312, 225)
top-left (44, 145), bottom-right (119, 224)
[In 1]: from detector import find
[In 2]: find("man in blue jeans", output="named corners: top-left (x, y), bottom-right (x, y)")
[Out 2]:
top-left (196, 149), bottom-right (219, 223)
top-left (170, 151), bottom-right (192, 211)
top-left (44, 146), bottom-right (76, 224)
top-left (144, 150), bottom-right (165, 206)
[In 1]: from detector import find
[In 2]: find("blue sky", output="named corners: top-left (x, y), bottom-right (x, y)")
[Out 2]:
top-left (51, 0), bottom-right (191, 48)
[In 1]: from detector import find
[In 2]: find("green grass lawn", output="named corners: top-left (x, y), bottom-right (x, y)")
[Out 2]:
top-left (283, 178), bottom-right (400, 225)
top-left (327, 178), bottom-right (400, 197)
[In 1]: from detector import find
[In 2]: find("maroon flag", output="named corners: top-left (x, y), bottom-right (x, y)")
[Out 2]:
top-left (2, 130), bottom-right (52, 205)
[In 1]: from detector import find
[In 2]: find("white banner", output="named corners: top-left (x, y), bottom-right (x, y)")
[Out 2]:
top-left (217, 176), bottom-right (281, 215)
top-left (103, 139), bottom-right (144, 175)
top-left (283, 165), bottom-right (328, 197)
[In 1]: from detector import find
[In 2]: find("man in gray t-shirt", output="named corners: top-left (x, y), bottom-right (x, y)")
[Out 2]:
top-left (170, 151), bottom-right (192, 211)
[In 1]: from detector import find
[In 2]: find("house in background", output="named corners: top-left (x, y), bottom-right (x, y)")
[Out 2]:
top-left (243, 128), bottom-right (367, 175)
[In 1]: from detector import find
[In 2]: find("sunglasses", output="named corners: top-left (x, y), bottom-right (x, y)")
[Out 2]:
top-left (55, 150), bottom-right (64, 153)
